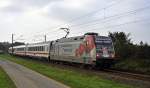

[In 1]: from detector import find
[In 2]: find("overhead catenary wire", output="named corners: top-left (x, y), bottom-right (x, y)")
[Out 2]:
top-left (66, 0), bottom-right (122, 23)
top-left (72, 18), bottom-right (150, 35)
top-left (70, 5), bottom-right (150, 28)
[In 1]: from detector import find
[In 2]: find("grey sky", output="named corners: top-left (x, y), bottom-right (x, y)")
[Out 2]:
top-left (0, 0), bottom-right (150, 44)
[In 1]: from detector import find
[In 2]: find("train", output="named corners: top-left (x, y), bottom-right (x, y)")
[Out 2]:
top-left (8, 33), bottom-right (115, 67)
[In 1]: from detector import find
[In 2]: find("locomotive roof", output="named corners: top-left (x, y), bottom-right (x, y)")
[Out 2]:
top-left (55, 36), bottom-right (84, 43)
top-left (55, 35), bottom-right (111, 43)
top-left (13, 45), bottom-right (26, 48)
top-left (27, 41), bottom-right (50, 46)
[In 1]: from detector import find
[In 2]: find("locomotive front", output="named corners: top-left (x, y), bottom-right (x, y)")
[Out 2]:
top-left (94, 36), bottom-right (115, 67)
top-left (83, 33), bottom-right (115, 67)
top-left (95, 36), bottom-right (115, 59)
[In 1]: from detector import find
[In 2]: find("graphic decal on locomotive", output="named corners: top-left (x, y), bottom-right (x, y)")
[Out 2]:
top-left (75, 35), bottom-right (96, 63)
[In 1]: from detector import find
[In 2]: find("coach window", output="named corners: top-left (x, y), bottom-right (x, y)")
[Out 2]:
top-left (32, 47), bottom-right (33, 51)
top-left (39, 46), bottom-right (40, 51)
top-left (42, 46), bottom-right (44, 51)
top-left (40, 46), bottom-right (41, 51)
top-left (40, 46), bottom-right (42, 51)
top-left (41, 46), bottom-right (43, 51)
top-left (39, 47), bottom-right (40, 51)
top-left (39, 46), bottom-right (41, 51)
top-left (47, 46), bottom-right (49, 51)
top-left (37, 47), bottom-right (39, 51)
top-left (42, 46), bottom-right (43, 51)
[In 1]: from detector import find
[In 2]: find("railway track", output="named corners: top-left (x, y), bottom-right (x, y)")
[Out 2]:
top-left (103, 69), bottom-right (150, 82)
top-left (46, 60), bottom-right (150, 88)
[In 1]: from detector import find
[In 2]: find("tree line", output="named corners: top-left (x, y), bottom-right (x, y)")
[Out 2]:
top-left (0, 42), bottom-right (25, 53)
top-left (109, 32), bottom-right (150, 59)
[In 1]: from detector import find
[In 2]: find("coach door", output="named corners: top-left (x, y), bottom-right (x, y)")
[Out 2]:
top-left (49, 41), bottom-right (55, 59)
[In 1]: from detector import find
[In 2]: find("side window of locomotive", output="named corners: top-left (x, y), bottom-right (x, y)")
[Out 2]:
top-left (80, 37), bottom-right (84, 40)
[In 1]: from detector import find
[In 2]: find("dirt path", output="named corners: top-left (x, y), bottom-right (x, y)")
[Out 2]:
top-left (0, 60), bottom-right (70, 88)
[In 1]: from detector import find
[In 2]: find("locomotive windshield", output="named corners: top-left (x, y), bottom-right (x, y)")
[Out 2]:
top-left (95, 36), bottom-right (114, 54)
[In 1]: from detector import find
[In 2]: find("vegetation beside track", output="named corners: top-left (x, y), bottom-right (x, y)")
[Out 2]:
top-left (112, 58), bottom-right (150, 75)
top-left (0, 66), bottom-right (16, 88)
top-left (109, 32), bottom-right (150, 75)
top-left (0, 54), bottom-right (135, 88)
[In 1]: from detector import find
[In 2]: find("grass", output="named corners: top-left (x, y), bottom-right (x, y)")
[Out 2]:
top-left (0, 54), bottom-right (135, 88)
top-left (0, 66), bottom-right (16, 88)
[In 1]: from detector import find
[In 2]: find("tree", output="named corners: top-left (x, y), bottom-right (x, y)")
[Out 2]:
top-left (0, 42), bottom-right (25, 53)
top-left (0, 42), bottom-right (11, 53)
top-left (136, 42), bottom-right (150, 59)
top-left (109, 32), bottom-right (132, 58)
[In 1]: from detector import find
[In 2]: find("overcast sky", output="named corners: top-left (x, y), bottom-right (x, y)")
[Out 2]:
top-left (0, 0), bottom-right (150, 44)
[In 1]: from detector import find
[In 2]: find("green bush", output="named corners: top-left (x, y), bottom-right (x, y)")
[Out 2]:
top-left (113, 58), bottom-right (150, 74)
